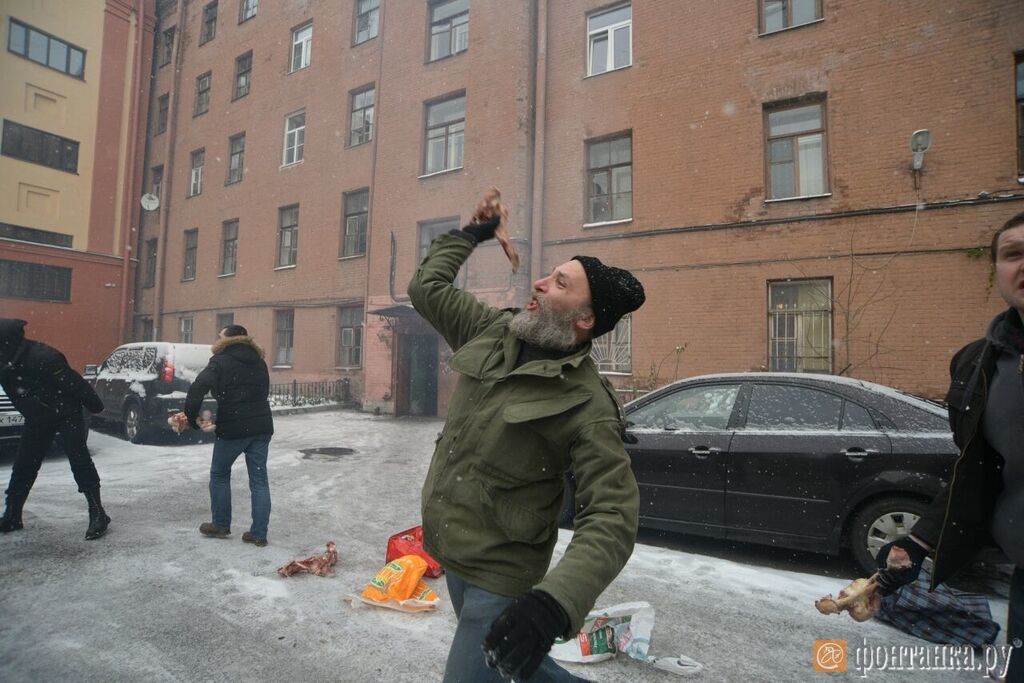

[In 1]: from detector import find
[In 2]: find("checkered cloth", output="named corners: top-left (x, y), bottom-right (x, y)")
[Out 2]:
top-left (876, 568), bottom-right (1000, 647)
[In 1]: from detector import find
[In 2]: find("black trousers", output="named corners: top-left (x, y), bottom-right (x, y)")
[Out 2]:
top-left (5, 412), bottom-right (100, 498)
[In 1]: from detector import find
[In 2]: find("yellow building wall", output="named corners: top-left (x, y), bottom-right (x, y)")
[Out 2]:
top-left (0, 0), bottom-right (106, 251)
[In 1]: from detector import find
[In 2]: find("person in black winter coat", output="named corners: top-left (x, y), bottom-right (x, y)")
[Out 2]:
top-left (876, 211), bottom-right (1024, 683)
top-left (180, 325), bottom-right (274, 546)
top-left (0, 319), bottom-right (109, 539)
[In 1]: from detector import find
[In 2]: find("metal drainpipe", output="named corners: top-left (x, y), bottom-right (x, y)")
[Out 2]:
top-left (365, 0), bottom-right (385, 307)
top-left (529, 0), bottom-right (549, 283)
top-left (117, 0), bottom-right (147, 343)
top-left (152, 0), bottom-right (188, 340)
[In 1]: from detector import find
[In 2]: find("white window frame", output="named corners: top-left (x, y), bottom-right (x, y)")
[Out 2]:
top-left (282, 111), bottom-right (305, 166)
top-left (591, 314), bottom-right (632, 374)
top-left (274, 309), bottom-right (294, 367)
top-left (182, 229), bottom-right (198, 281)
top-left (765, 100), bottom-right (829, 200)
top-left (342, 189), bottom-right (369, 257)
top-left (180, 316), bottom-right (194, 343)
top-left (239, 0), bottom-right (258, 23)
top-left (290, 23), bottom-right (312, 72)
top-left (349, 86), bottom-right (375, 147)
top-left (336, 305), bottom-right (364, 368)
top-left (587, 4), bottom-right (632, 77)
top-left (189, 149), bottom-right (204, 196)
top-left (423, 95), bottom-right (465, 175)
top-left (353, 0), bottom-right (379, 45)
top-left (227, 133), bottom-right (245, 184)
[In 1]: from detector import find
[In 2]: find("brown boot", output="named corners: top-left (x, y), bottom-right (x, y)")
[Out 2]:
top-left (199, 522), bottom-right (230, 538)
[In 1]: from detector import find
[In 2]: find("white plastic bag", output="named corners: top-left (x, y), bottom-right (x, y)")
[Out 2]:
top-left (550, 601), bottom-right (703, 676)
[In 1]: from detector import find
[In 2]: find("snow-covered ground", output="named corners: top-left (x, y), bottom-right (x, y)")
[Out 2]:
top-left (0, 410), bottom-right (1014, 682)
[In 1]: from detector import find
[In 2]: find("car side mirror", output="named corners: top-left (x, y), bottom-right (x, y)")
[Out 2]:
top-left (84, 364), bottom-right (98, 378)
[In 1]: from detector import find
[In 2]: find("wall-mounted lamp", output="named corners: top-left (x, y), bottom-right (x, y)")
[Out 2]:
top-left (910, 129), bottom-right (931, 189)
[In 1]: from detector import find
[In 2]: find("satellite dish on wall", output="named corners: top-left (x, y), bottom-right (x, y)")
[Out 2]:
top-left (140, 193), bottom-right (160, 211)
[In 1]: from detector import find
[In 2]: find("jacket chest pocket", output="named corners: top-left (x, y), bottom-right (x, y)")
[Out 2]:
top-left (946, 382), bottom-right (983, 415)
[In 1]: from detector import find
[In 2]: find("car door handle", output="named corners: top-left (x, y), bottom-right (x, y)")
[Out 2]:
top-left (688, 446), bottom-right (721, 459)
top-left (842, 447), bottom-right (881, 461)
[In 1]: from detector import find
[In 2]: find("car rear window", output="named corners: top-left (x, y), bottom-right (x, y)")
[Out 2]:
top-left (169, 345), bottom-right (212, 382)
top-left (100, 347), bottom-right (158, 378)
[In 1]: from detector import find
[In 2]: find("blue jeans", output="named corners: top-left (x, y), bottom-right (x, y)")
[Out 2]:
top-left (443, 571), bottom-right (589, 683)
top-left (209, 434), bottom-right (271, 538)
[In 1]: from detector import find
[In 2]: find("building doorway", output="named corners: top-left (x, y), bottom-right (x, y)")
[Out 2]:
top-left (397, 333), bottom-right (438, 416)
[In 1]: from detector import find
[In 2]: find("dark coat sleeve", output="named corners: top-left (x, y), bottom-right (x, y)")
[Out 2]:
top-left (184, 363), bottom-right (217, 429)
top-left (50, 350), bottom-right (103, 413)
top-left (909, 344), bottom-right (974, 548)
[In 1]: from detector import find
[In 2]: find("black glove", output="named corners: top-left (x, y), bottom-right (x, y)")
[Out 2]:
top-left (482, 590), bottom-right (569, 681)
top-left (462, 216), bottom-right (501, 244)
top-left (874, 536), bottom-right (929, 595)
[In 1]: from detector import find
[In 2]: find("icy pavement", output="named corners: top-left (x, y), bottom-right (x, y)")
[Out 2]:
top-left (0, 410), bottom-right (1013, 682)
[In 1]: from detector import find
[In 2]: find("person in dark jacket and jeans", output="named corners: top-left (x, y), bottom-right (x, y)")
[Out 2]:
top-left (876, 211), bottom-right (1024, 682)
top-left (408, 201), bottom-right (645, 683)
top-left (180, 325), bottom-right (274, 547)
top-left (0, 318), bottom-right (109, 539)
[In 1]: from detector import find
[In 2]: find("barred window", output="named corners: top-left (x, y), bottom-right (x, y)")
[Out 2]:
top-left (591, 314), bottom-right (632, 373)
top-left (0, 259), bottom-right (71, 302)
top-left (768, 279), bottom-right (832, 372)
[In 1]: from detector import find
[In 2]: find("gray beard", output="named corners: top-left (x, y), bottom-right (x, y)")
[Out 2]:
top-left (508, 307), bottom-right (581, 351)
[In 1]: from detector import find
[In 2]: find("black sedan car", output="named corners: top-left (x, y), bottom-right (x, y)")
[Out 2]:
top-left (606, 373), bottom-right (956, 574)
top-left (85, 342), bottom-right (216, 443)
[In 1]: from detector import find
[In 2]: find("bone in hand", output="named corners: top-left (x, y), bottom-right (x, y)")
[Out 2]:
top-left (814, 546), bottom-right (912, 621)
top-left (472, 187), bottom-right (520, 273)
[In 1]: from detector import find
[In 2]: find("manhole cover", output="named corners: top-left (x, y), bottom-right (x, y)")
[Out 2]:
top-left (300, 447), bottom-right (356, 460)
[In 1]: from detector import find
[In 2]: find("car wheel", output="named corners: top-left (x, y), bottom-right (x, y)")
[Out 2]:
top-left (123, 403), bottom-right (146, 444)
top-left (849, 496), bottom-right (929, 576)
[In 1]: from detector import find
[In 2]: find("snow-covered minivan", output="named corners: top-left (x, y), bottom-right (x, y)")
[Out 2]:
top-left (84, 343), bottom-right (216, 443)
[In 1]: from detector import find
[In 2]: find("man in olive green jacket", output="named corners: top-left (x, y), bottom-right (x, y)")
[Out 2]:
top-left (408, 214), bottom-right (645, 682)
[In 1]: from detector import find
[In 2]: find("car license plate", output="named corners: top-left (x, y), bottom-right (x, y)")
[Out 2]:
top-left (0, 414), bottom-right (25, 426)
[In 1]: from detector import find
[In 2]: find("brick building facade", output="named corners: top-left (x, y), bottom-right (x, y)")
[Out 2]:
top-left (133, 0), bottom-right (1024, 415)
top-left (1, 1), bottom-right (155, 370)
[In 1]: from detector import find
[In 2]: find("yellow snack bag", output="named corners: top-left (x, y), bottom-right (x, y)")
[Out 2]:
top-left (361, 555), bottom-right (428, 603)
top-left (411, 579), bottom-right (437, 602)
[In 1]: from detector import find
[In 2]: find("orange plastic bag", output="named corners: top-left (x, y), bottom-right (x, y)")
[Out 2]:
top-left (347, 555), bottom-right (440, 613)
top-left (361, 555), bottom-right (428, 603)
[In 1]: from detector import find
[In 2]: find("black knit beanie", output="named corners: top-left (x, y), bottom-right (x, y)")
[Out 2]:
top-left (571, 257), bottom-right (645, 338)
